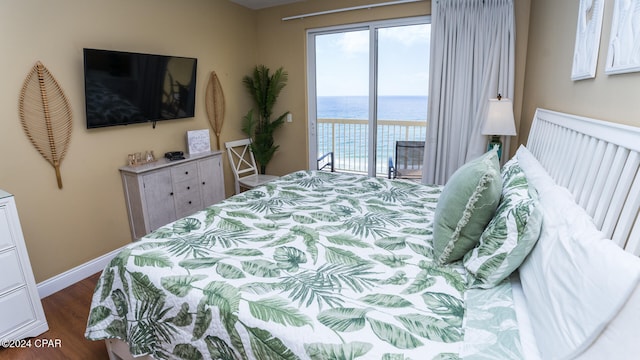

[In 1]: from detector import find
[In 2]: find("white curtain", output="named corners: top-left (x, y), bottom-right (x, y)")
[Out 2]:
top-left (422, 0), bottom-right (515, 185)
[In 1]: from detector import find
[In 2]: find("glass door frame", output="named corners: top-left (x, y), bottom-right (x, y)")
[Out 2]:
top-left (306, 16), bottom-right (430, 177)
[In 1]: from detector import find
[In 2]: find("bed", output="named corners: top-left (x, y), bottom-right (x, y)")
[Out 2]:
top-left (85, 108), bottom-right (640, 360)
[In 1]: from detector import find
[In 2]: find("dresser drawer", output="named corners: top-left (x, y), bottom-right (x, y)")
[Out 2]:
top-left (171, 162), bottom-right (198, 183)
top-left (174, 179), bottom-right (203, 219)
top-left (0, 287), bottom-right (37, 338)
top-left (0, 205), bottom-right (15, 251)
top-left (0, 249), bottom-right (25, 294)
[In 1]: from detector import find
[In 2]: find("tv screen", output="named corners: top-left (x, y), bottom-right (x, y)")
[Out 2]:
top-left (83, 48), bottom-right (197, 128)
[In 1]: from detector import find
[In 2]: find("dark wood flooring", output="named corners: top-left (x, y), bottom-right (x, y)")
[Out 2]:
top-left (0, 272), bottom-right (110, 360)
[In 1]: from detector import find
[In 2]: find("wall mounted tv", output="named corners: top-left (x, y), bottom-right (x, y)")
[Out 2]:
top-left (83, 48), bottom-right (197, 129)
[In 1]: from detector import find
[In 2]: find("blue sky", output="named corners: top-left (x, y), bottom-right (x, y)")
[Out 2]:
top-left (315, 23), bottom-right (430, 97)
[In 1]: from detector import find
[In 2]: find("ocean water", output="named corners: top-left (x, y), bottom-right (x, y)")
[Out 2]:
top-left (316, 96), bottom-right (427, 174)
top-left (317, 95), bottom-right (427, 120)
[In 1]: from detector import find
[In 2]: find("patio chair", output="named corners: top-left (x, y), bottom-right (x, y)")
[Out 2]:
top-left (225, 139), bottom-right (279, 194)
top-left (317, 151), bottom-right (334, 172)
top-left (388, 140), bottom-right (425, 180)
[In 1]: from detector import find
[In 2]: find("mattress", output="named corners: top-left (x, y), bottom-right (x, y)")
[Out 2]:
top-left (85, 171), bottom-right (523, 359)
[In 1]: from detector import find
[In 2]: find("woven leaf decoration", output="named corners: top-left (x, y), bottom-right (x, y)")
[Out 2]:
top-left (19, 61), bottom-right (73, 189)
top-left (205, 71), bottom-right (225, 150)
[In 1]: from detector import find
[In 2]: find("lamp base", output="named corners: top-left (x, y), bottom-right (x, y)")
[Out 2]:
top-left (487, 135), bottom-right (503, 160)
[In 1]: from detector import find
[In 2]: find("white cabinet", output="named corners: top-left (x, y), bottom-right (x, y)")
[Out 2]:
top-left (0, 190), bottom-right (48, 341)
top-left (120, 151), bottom-right (225, 240)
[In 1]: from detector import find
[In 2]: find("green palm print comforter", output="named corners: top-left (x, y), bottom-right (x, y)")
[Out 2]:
top-left (85, 171), bottom-right (522, 359)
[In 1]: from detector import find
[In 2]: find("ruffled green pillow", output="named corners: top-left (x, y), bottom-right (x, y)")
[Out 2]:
top-left (433, 148), bottom-right (502, 264)
top-left (464, 158), bottom-right (543, 288)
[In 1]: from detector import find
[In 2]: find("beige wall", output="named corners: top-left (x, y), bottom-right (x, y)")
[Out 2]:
top-left (520, 0), bottom-right (640, 144)
top-left (0, 0), bottom-right (256, 282)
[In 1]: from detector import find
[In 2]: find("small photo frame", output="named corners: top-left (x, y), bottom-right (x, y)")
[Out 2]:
top-left (187, 129), bottom-right (211, 154)
top-left (605, 0), bottom-right (640, 75)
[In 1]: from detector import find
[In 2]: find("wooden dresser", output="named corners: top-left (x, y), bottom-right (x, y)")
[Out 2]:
top-left (120, 151), bottom-right (225, 240)
top-left (0, 190), bottom-right (48, 341)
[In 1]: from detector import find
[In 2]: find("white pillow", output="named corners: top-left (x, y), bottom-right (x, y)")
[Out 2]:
top-left (514, 145), bottom-right (555, 194)
top-left (518, 183), bottom-right (640, 360)
top-left (576, 284), bottom-right (640, 359)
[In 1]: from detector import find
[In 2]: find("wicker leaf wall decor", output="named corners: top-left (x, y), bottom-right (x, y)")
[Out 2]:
top-left (205, 71), bottom-right (225, 150)
top-left (18, 61), bottom-right (73, 189)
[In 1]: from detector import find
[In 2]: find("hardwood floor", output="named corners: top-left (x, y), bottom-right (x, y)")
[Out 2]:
top-left (0, 272), bottom-right (110, 360)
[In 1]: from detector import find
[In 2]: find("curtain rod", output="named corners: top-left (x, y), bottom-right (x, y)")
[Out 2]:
top-left (282, 0), bottom-right (425, 21)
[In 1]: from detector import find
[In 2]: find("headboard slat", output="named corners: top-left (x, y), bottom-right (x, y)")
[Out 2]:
top-left (626, 217), bottom-right (640, 255)
top-left (578, 139), bottom-right (607, 209)
top-left (592, 147), bottom-right (629, 228)
top-left (567, 135), bottom-right (592, 196)
top-left (585, 144), bottom-right (616, 217)
top-left (601, 153), bottom-right (640, 241)
top-left (546, 125), bottom-right (563, 178)
top-left (527, 109), bottom-right (640, 256)
top-left (612, 167), bottom-right (640, 248)
top-left (550, 126), bottom-right (577, 187)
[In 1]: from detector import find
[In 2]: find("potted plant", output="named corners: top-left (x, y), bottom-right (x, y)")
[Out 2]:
top-left (241, 65), bottom-right (289, 174)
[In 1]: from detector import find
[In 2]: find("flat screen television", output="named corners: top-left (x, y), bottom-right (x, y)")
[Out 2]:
top-left (83, 48), bottom-right (197, 129)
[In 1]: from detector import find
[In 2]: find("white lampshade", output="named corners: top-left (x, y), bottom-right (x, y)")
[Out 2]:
top-left (482, 98), bottom-right (516, 136)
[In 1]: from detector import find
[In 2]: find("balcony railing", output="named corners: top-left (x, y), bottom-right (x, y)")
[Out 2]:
top-left (317, 118), bottom-right (427, 177)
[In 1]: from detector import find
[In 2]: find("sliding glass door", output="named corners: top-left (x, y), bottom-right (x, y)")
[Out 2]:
top-left (307, 17), bottom-right (430, 178)
top-left (313, 28), bottom-right (371, 174)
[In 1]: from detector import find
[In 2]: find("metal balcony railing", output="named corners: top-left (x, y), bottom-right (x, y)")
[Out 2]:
top-left (317, 118), bottom-right (427, 177)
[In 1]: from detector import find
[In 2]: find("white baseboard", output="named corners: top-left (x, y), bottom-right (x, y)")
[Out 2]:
top-left (36, 245), bottom-right (127, 299)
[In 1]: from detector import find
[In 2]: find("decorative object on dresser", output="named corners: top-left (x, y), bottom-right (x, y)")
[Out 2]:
top-left (18, 61), bottom-right (73, 189)
top-left (119, 151), bottom-right (225, 240)
top-left (163, 151), bottom-right (185, 161)
top-left (0, 190), bottom-right (48, 341)
top-left (186, 129), bottom-right (211, 155)
top-left (205, 71), bottom-right (225, 150)
top-left (127, 151), bottom-right (156, 166)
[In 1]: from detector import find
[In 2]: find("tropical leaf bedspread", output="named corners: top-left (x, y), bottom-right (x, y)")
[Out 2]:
top-left (86, 171), bottom-right (522, 360)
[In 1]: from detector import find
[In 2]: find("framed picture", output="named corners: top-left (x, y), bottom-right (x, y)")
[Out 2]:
top-left (571, 0), bottom-right (605, 80)
top-left (605, 0), bottom-right (640, 75)
top-left (187, 129), bottom-right (211, 154)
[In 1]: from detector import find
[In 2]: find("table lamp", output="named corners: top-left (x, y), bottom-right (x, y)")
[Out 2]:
top-left (482, 94), bottom-right (516, 159)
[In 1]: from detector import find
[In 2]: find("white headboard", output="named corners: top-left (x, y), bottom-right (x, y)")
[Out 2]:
top-left (526, 109), bottom-right (640, 256)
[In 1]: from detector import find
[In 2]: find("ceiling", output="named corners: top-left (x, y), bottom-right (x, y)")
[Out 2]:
top-left (229, 0), bottom-right (306, 10)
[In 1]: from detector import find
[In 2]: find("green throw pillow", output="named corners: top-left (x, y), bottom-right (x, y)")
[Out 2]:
top-left (464, 158), bottom-right (543, 288)
top-left (433, 148), bottom-right (502, 264)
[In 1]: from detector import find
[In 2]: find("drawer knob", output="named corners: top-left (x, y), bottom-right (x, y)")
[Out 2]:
top-left (170, 192), bottom-right (174, 196)
top-left (188, 201), bottom-right (192, 204)
top-left (187, 186), bottom-right (191, 190)
top-left (185, 171), bottom-right (189, 175)
top-left (202, 181), bottom-right (206, 185)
